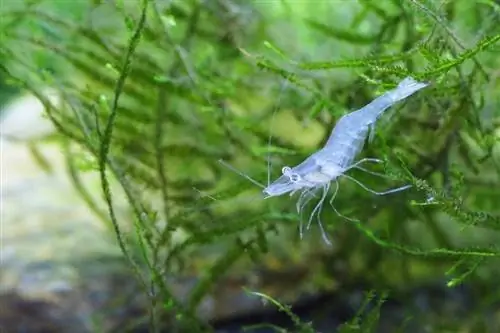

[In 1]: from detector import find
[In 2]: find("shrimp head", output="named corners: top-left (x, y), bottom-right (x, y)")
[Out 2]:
top-left (263, 153), bottom-right (342, 198)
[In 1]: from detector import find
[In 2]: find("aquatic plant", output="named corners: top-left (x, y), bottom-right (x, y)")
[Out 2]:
top-left (1, 0), bottom-right (499, 331)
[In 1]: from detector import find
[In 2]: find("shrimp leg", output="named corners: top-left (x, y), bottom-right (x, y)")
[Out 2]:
top-left (316, 201), bottom-right (332, 245)
top-left (342, 174), bottom-right (412, 195)
top-left (329, 180), bottom-right (359, 222)
top-left (297, 188), bottom-right (319, 239)
top-left (345, 158), bottom-right (383, 171)
top-left (348, 157), bottom-right (401, 180)
top-left (353, 166), bottom-right (391, 179)
top-left (344, 158), bottom-right (389, 180)
top-left (296, 188), bottom-right (313, 213)
top-left (306, 184), bottom-right (329, 230)
top-left (305, 183), bottom-right (332, 245)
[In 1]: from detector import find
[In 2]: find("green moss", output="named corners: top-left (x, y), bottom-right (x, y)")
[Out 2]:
top-left (2, 0), bottom-right (500, 331)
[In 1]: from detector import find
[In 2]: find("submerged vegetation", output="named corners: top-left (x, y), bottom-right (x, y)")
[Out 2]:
top-left (1, 0), bottom-right (500, 331)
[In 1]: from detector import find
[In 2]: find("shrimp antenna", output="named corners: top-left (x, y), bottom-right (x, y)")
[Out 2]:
top-left (218, 80), bottom-right (288, 192)
top-left (218, 159), bottom-right (266, 189)
top-left (267, 78), bottom-right (289, 186)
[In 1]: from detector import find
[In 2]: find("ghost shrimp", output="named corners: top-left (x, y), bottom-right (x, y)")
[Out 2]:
top-left (263, 77), bottom-right (429, 244)
top-left (220, 76), bottom-right (429, 244)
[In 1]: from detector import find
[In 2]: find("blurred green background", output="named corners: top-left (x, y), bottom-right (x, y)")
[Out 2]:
top-left (1, 0), bottom-right (500, 332)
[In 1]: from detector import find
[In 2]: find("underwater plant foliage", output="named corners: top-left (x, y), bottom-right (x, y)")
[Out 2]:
top-left (1, 0), bottom-right (500, 331)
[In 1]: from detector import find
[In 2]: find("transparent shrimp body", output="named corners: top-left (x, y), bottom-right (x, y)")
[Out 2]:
top-left (324, 77), bottom-right (429, 168)
top-left (263, 76), bottom-right (429, 244)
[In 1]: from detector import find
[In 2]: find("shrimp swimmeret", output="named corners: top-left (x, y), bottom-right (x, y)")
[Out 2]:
top-left (221, 77), bottom-right (429, 244)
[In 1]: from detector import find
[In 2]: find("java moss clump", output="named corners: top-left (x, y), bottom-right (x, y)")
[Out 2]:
top-left (1, 0), bottom-right (500, 332)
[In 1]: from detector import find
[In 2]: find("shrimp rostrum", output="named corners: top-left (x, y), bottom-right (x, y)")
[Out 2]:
top-left (263, 77), bottom-right (429, 244)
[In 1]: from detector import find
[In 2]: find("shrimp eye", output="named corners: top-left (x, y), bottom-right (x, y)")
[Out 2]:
top-left (289, 173), bottom-right (300, 182)
top-left (282, 166), bottom-right (292, 176)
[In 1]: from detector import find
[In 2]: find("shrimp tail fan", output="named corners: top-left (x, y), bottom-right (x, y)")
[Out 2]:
top-left (391, 77), bottom-right (429, 102)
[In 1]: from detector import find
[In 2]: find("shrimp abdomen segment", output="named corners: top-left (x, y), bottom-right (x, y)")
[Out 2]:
top-left (350, 77), bottom-right (428, 124)
top-left (323, 119), bottom-right (369, 167)
top-left (324, 77), bottom-right (428, 166)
